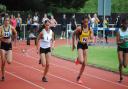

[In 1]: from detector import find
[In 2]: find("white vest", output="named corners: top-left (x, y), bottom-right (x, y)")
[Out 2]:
top-left (40, 29), bottom-right (53, 48)
top-left (119, 28), bottom-right (128, 39)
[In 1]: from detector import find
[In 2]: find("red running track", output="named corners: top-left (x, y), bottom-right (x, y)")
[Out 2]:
top-left (0, 39), bottom-right (128, 89)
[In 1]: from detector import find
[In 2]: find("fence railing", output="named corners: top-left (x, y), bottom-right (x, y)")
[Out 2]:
top-left (20, 23), bottom-right (116, 40)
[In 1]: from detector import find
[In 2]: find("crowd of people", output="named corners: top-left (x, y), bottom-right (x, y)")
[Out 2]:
top-left (0, 13), bottom-right (127, 84)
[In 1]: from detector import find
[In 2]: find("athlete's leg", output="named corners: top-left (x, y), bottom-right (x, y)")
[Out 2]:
top-left (123, 52), bottom-right (128, 68)
top-left (1, 50), bottom-right (6, 81)
top-left (42, 52), bottom-right (51, 82)
top-left (40, 53), bottom-right (46, 66)
top-left (6, 50), bottom-right (12, 64)
top-left (77, 49), bottom-right (87, 82)
top-left (77, 49), bottom-right (84, 64)
top-left (118, 51), bottom-right (123, 82)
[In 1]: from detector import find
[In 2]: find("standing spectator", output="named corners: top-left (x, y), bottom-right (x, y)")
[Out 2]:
top-left (90, 13), bottom-right (100, 44)
top-left (115, 15), bottom-right (121, 32)
top-left (27, 14), bottom-right (32, 32)
top-left (33, 12), bottom-right (39, 37)
top-left (42, 13), bottom-right (49, 25)
top-left (70, 14), bottom-right (77, 31)
top-left (26, 14), bottom-right (33, 46)
top-left (49, 15), bottom-right (57, 48)
top-left (69, 14), bottom-right (77, 39)
top-left (60, 14), bottom-right (67, 39)
top-left (10, 14), bottom-right (17, 29)
top-left (104, 17), bottom-right (109, 43)
top-left (16, 13), bottom-right (22, 40)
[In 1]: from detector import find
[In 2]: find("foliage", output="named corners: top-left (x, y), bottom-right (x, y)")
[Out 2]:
top-left (112, 0), bottom-right (128, 13)
top-left (0, 4), bottom-right (6, 12)
top-left (0, 0), bottom-right (87, 12)
top-left (1, 0), bottom-right (128, 13)
top-left (79, 0), bottom-right (128, 13)
top-left (56, 7), bottom-right (77, 13)
top-left (79, 0), bottom-right (98, 13)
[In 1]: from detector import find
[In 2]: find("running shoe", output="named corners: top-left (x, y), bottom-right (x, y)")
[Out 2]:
top-left (118, 77), bottom-right (123, 83)
top-left (76, 76), bottom-right (83, 84)
top-left (1, 76), bottom-right (5, 81)
top-left (39, 59), bottom-right (41, 64)
top-left (42, 77), bottom-right (48, 82)
top-left (75, 57), bottom-right (79, 65)
top-left (77, 79), bottom-right (83, 84)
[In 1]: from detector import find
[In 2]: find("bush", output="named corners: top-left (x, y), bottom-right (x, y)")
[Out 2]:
top-left (56, 7), bottom-right (77, 13)
top-left (0, 4), bottom-right (6, 12)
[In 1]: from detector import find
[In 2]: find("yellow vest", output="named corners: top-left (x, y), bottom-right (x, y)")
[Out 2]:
top-left (79, 30), bottom-right (91, 43)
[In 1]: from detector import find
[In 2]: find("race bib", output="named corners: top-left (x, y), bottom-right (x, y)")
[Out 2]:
top-left (82, 37), bottom-right (87, 43)
top-left (4, 32), bottom-right (11, 37)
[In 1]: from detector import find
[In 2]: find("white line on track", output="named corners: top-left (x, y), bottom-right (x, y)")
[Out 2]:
top-left (6, 71), bottom-right (45, 89)
top-left (13, 60), bottom-right (91, 89)
top-left (26, 54), bottom-right (128, 88)
top-left (13, 48), bottom-right (128, 88)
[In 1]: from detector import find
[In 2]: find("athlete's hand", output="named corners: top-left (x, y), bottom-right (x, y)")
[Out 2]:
top-left (124, 38), bottom-right (128, 42)
top-left (14, 39), bottom-right (17, 46)
top-left (72, 44), bottom-right (76, 51)
top-left (37, 49), bottom-right (39, 54)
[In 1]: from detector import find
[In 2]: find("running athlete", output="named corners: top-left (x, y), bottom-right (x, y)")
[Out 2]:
top-left (116, 18), bottom-right (128, 83)
top-left (72, 16), bottom-right (93, 84)
top-left (36, 20), bottom-right (54, 82)
top-left (0, 15), bottom-right (17, 81)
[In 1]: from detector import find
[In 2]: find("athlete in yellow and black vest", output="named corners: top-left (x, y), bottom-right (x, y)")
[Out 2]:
top-left (72, 16), bottom-right (93, 84)
top-left (0, 15), bottom-right (17, 81)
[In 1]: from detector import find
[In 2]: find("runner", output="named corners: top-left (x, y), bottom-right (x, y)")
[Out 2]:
top-left (72, 16), bottom-right (93, 84)
top-left (116, 18), bottom-right (128, 83)
top-left (36, 20), bottom-right (54, 82)
top-left (0, 15), bottom-right (17, 81)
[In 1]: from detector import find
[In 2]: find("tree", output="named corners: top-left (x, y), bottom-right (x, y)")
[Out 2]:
top-left (0, 0), bottom-right (87, 12)
top-left (0, 4), bottom-right (6, 12)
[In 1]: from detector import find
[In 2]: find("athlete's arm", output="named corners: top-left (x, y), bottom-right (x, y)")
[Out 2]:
top-left (89, 28), bottom-right (94, 41)
top-left (51, 32), bottom-right (54, 49)
top-left (11, 26), bottom-right (17, 45)
top-left (116, 31), bottom-right (124, 45)
top-left (0, 26), bottom-right (3, 40)
top-left (72, 26), bottom-right (81, 51)
top-left (36, 32), bottom-right (43, 53)
top-left (12, 26), bottom-right (17, 40)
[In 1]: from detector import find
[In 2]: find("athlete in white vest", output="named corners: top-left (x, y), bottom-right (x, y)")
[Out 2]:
top-left (36, 20), bottom-right (54, 82)
top-left (116, 18), bottom-right (128, 83)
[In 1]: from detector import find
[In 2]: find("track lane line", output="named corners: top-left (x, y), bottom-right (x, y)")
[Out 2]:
top-left (13, 60), bottom-right (91, 89)
top-left (13, 50), bottom-right (128, 88)
top-left (5, 71), bottom-right (45, 89)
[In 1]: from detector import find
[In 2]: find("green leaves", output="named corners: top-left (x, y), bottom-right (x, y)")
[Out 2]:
top-left (0, 4), bottom-right (6, 12)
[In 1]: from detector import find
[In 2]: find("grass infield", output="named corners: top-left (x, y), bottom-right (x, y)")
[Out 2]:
top-left (52, 45), bottom-right (128, 75)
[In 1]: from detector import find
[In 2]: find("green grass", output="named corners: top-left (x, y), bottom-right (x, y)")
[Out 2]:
top-left (52, 45), bottom-right (128, 75)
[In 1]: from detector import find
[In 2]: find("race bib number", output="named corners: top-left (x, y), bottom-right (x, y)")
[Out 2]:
top-left (4, 32), bottom-right (10, 37)
top-left (82, 37), bottom-right (87, 43)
